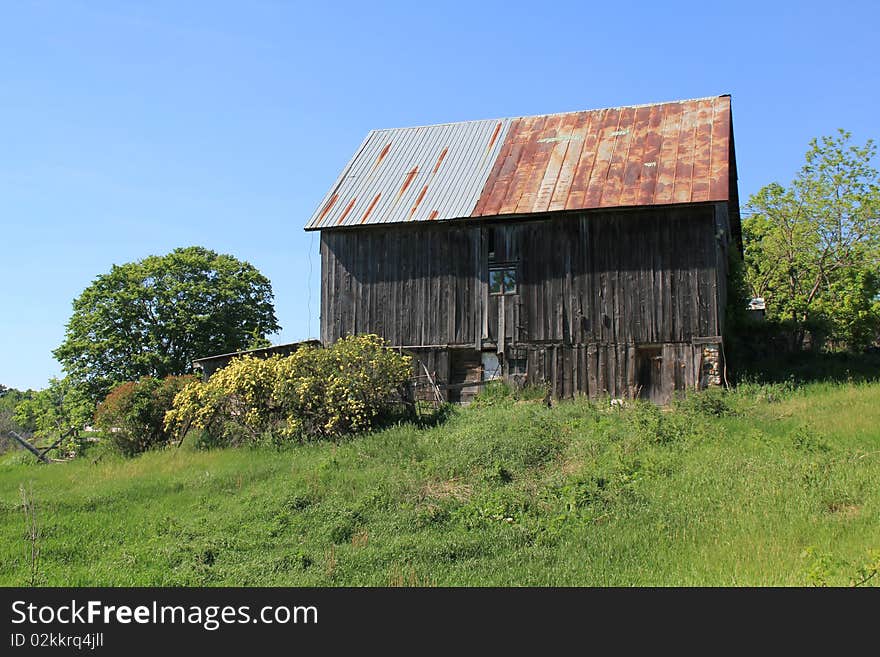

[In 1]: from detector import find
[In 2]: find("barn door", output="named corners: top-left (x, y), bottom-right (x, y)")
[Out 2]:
top-left (449, 349), bottom-right (481, 404)
top-left (636, 346), bottom-right (663, 403)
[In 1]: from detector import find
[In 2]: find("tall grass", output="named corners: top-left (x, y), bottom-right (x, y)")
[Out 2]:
top-left (0, 382), bottom-right (877, 586)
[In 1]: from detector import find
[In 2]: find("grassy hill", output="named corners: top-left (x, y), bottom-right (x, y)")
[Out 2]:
top-left (1, 381), bottom-right (878, 586)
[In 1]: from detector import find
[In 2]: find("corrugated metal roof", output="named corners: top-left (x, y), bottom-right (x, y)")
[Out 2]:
top-left (473, 95), bottom-right (731, 216)
top-left (305, 95), bottom-right (732, 230)
top-left (305, 119), bottom-right (512, 229)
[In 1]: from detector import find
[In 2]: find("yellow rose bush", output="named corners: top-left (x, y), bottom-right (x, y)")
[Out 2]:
top-left (164, 335), bottom-right (412, 446)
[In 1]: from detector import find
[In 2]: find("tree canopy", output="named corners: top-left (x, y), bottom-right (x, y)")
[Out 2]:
top-left (54, 246), bottom-right (280, 399)
top-left (12, 376), bottom-right (93, 441)
top-left (743, 130), bottom-right (880, 350)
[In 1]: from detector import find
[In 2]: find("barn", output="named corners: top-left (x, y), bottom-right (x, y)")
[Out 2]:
top-left (305, 95), bottom-right (741, 403)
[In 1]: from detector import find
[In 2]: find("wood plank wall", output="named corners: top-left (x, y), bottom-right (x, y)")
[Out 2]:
top-left (320, 204), bottom-right (729, 402)
top-left (321, 224), bottom-right (479, 347)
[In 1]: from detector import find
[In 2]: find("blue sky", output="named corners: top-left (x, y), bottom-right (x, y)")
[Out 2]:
top-left (1, 0), bottom-right (878, 391)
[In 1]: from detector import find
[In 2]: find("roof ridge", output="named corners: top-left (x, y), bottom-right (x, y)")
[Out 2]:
top-left (371, 95), bottom-right (730, 132)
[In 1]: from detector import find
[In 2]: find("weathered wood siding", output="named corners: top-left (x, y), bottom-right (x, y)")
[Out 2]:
top-left (320, 204), bottom-right (729, 402)
top-left (322, 206), bottom-right (721, 346)
top-left (321, 224), bottom-right (479, 347)
top-left (487, 206), bottom-right (720, 346)
top-left (509, 342), bottom-right (702, 401)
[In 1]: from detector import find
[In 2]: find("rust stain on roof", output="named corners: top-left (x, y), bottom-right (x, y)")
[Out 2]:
top-left (409, 185), bottom-right (429, 219)
top-left (481, 121), bottom-right (503, 164)
top-left (315, 193), bottom-right (339, 227)
top-left (379, 166), bottom-right (422, 224)
top-left (472, 96), bottom-right (732, 217)
top-left (488, 121), bottom-right (502, 150)
top-left (432, 147), bottom-right (448, 175)
top-left (305, 96), bottom-right (734, 230)
top-left (399, 166), bottom-right (419, 198)
top-left (336, 197), bottom-right (357, 225)
top-left (371, 143), bottom-right (392, 173)
top-left (360, 193), bottom-right (382, 224)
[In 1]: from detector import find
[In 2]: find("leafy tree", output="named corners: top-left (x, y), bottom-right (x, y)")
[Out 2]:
top-left (12, 377), bottom-right (94, 451)
top-left (813, 267), bottom-right (880, 350)
top-left (54, 246), bottom-right (280, 399)
top-left (744, 130), bottom-right (880, 350)
top-left (0, 385), bottom-right (34, 453)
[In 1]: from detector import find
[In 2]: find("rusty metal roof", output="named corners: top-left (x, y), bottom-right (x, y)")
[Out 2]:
top-left (306, 119), bottom-right (511, 229)
top-left (305, 95), bottom-right (733, 230)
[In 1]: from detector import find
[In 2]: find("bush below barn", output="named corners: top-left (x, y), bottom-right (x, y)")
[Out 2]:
top-left (164, 334), bottom-right (412, 448)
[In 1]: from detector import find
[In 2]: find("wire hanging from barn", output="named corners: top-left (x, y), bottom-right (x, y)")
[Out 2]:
top-left (307, 231), bottom-right (315, 339)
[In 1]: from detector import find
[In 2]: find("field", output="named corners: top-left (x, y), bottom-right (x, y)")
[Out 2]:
top-left (1, 381), bottom-right (878, 586)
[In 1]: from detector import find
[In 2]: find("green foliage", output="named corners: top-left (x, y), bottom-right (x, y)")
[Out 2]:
top-left (800, 546), bottom-right (845, 587)
top-left (743, 130), bottom-right (880, 350)
top-left (801, 547), bottom-right (880, 587)
top-left (245, 327), bottom-right (273, 350)
top-left (0, 381), bottom-right (879, 586)
top-left (814, 267), bottom-right (880, 351)
top-left (470, 380), bottom-right (550, 407)
top-left (0, 386), bottom-right (34, 453)
top-left (53, 246), bottom-right (280, 401)
top-left (13, 377), bottom-right (94, 453)
top-left (94, 375), bottom-right (196, 456)
top-left (275, 335), bottom-right (413, 438)
top-left (673, 386), bottom-right (736, 418)
top-left (852, 550), bottom-right (880, 587)
top-left (165, 335), bottom-right (413, 446)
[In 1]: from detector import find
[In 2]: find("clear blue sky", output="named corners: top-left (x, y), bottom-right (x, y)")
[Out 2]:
top-left (2, 0), bottom-right (878, 391)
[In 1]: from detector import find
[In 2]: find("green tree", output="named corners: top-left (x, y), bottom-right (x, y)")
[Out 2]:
top-left (13, 377), bottom-right (94, 444)
top-left (744, 130), bottom-right (880, 350)
top-left (0, 385), bottom-right (34, 452)
top-left (54, 246), bottom-right (281, 399)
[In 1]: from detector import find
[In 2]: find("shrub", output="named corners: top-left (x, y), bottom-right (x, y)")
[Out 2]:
top-left (164, 355), bottom-right (281, 446)
top-left (274, 335), bottom-right (412, 439)
top-left (470, 381), bottom-right (515, 408)
top-left (164, 335), bottom-right (412, 446)
top-left (673, 386), bottom-right (735, 417)
top-left (95, 375), bottom-right (195, 455)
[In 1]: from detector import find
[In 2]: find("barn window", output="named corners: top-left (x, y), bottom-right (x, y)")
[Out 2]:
top-left (489, 265), bottom-right (517, 295)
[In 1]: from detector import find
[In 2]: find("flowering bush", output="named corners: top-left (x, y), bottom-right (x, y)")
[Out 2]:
top-left (164, 335), bottom-right (412, 446)
top-left (95, 375), bottom-right (195, 455)
top-left (164, 354), bottom-right (281, 446)
top-left (275, 334), bottom-right (413, 438)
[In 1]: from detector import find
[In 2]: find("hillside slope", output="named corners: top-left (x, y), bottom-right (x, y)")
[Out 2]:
top-left (1, 382), bottom-right (878, 586)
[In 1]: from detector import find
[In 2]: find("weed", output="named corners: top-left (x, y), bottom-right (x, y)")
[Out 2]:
top-left (675, 387), bottom-right (736, 417)
top-left (790, 426), bottom-right (832, 453)
top-left (19, 484), bottom-right (41, 586)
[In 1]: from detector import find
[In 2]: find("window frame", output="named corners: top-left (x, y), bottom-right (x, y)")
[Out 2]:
top-left (489, 263), bottom-right (518, 296)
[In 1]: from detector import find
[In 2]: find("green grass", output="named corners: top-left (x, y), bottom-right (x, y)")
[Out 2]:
top-left (1, 381), bottom-right (878, 586)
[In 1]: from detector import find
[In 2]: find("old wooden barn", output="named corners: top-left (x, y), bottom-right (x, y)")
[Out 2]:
top-left (305, 95), bottom-right (741, 403)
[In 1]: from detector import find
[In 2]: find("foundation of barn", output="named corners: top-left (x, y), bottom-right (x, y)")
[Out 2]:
top-left (406, 340), bottom-right (723, 406)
